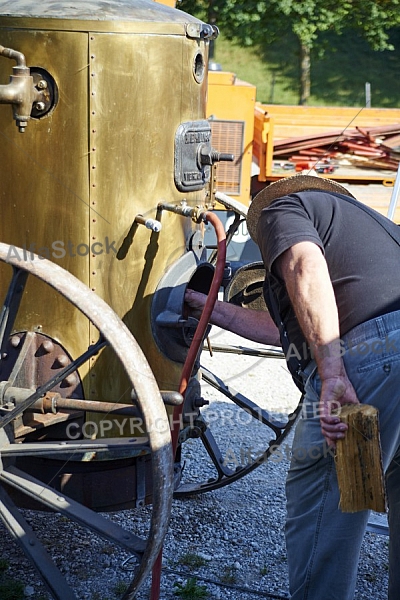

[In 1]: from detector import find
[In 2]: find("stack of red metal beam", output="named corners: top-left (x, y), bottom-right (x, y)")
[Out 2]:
top-left (273, 124), bottom-right (400, 171)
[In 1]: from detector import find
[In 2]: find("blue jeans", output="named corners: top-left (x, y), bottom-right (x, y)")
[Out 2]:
top-left (286, 310), bottom-right (400, 600)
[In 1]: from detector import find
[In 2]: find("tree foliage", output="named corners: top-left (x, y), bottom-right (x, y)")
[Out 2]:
top-left (178, 0), bottom-right (400, 104)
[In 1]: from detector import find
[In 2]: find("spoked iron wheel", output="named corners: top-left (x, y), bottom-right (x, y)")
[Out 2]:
top-left (174, 349), bottom-right (302, 497)
top-left (0, 243), bottom-right (173, 600)
top-left (175, 197), bottom-right (302, 497)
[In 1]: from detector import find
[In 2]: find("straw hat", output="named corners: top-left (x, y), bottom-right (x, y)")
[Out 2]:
top-left (247, 174), bottom-right (355, 243)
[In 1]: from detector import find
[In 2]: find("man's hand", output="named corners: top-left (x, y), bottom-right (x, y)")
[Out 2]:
top-left (184, 289), bottom-right (207, 320)
top-left (319, 374), bottom-right (359, 448)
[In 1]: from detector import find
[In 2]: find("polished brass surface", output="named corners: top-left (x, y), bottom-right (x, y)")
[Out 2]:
top-left (87, 29), bottom-right (208, 429)
top-left (0, 17), bottom-right (188, 34)
top-left (0, 28), bottom-right (90, 372)
top-left (0, 3), bottom-right (212, 595)
top-left (0, 0), bottom-right (209, 434)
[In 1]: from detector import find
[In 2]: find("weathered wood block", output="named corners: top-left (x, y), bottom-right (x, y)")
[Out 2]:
top-left (335, 404), bottom-right (386, 513)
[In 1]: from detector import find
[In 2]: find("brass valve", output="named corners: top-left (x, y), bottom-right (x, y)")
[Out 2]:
top-left (0, 45), bottom-right (44, 132)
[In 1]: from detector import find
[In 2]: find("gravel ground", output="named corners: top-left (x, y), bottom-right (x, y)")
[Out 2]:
top-left (0, 328), bottom-right (390, 599)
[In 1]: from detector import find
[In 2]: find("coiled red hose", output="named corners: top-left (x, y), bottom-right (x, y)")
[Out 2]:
top-left (150, 211), bottom-right (227, 600)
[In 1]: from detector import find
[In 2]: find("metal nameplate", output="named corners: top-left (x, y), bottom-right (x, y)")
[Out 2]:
top-left (174, 120), bottom-right (211, 193)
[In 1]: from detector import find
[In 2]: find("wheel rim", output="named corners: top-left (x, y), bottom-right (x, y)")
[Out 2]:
top-left (0, 243), bottom-right (173, 599)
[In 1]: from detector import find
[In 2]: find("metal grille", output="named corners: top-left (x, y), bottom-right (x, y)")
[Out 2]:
top-left (211, 120), bottom-right (244, 195)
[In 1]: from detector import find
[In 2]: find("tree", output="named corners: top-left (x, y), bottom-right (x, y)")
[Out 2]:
top-left (178, 0), bottom-right (400, 105)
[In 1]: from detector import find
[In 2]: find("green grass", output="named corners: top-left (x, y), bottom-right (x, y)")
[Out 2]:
top-left (0, 559), bottom-right (25, 600)
top-left (178, 552), bottom-right (208, 569)
top-left (173, 577), bottom-right (208, 598)
top-left (219, 565), bottom-right (238, 585)
top-left (113, 580), bottom-right (128, 596)
top-left (214, 34), bottom-right (299, 104)
top-left (91, 593), bottom-right (110, 600)
top-left (0, 559), bottom-right (9, 573)
top-left (213, 29), bottom-right (400, 107)
top-left (0, 579), bottom-right (25, 600)
top-left (259, 565), bottom-right (269, 576)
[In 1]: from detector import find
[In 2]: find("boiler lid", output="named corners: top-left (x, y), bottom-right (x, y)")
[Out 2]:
top-left (0, 0), bottom-right (200, 24)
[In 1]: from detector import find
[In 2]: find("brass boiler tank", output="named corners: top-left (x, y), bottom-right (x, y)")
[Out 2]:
top-left (0, 1), bottom-right (224, 596)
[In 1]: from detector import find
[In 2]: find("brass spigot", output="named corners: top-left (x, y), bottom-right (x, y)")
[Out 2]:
top-left (0, 45), bottom-right (42, 132)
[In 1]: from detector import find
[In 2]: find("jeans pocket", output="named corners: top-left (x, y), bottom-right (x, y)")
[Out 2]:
top-left (353, 332), bottom-right (400, 373)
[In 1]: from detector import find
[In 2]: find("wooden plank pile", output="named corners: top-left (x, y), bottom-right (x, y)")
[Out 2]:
top-left (273, 123), bottom-right (400, 171)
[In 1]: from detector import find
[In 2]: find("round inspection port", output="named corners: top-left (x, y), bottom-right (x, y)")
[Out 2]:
top-left (193, 51), bottom-right (205, 83)
top-left (186, 262), bottom-right (214, 295)
top-left (30, 67), bottom-right (58, 119)
top-left (151, 253), bottom-right (215, 363)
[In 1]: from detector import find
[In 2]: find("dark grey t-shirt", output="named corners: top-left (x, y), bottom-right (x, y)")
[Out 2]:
top-left (257, 190), bottom-right (400, 368)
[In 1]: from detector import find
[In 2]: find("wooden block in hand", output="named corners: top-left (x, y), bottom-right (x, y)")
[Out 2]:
top-left (335, 404), bottom-right (386, 513)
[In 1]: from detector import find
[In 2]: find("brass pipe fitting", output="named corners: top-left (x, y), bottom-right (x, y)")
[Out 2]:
top-left (157, 201), bottom-right (207, 224)
top-left (0, 45), bottom-right (42, 132)
top-left (134, 214), bottom-right (162, 232)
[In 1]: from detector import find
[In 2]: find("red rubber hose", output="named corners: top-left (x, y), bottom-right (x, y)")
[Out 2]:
top-left (150, 211), bottom-right (227, 600)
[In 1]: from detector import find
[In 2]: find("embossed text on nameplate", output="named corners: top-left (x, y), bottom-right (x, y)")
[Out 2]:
top-left (174, 120), bottom-right (211, 193)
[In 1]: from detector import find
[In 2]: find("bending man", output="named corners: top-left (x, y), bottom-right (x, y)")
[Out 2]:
top-left (185, 174), bottom-right (400, 600)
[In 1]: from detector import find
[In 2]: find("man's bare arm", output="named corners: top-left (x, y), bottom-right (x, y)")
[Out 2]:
top-left (275, 241), bottom-right (359, 445)
top-left (184, 289), bottom-right (281, 346)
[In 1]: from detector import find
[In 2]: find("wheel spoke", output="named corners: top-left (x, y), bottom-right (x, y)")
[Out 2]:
top-left (175, 401), bottom-right (302, 496)
top-left (201, 366), bottom-right (287, 434)
top-left (199, 423), bottom-right (235, 478)
top-left (0, 466), bottom-right (146, 557)
top-left (175, 366), bottom-right (304, 496)
top-left (0, 484), bottom-right (77, 600)
top-left (1, 437), bottom-right (149, 457)
top-left (0, 267), bottom-right (28, 354)
top-left (0, 337), bottom-right (107, 430)
top-left (202, 343), bottom-right (284, 359)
